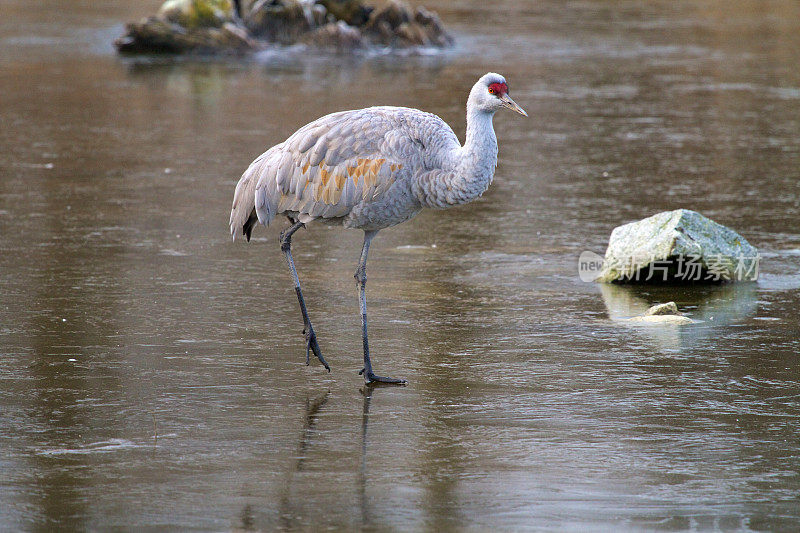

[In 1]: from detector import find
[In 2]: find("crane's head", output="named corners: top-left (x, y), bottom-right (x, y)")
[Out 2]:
top-left (470, 73), bottom-right (527, 117)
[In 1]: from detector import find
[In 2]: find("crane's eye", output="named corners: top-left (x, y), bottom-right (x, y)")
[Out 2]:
top-left (487, 82), bottom-right (507, 97)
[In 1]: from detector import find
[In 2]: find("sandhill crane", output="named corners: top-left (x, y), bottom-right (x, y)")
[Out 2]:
top-left (230, 72), bottom-right (527, 384)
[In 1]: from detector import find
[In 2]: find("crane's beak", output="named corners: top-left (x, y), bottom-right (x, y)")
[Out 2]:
top-left (500, 94), bottom-right (528, 117)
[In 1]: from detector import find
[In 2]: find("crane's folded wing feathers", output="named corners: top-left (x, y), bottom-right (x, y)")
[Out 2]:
top-left (230, 107), bottom-right (459, 240)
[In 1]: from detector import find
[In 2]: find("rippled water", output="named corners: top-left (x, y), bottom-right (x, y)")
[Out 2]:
top-left (2, 0), bottom-right (799, 530)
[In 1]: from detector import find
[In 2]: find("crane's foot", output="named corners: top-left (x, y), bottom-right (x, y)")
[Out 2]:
top-left (304, 325), bottom-right (330, 372)
top-left (359, 368), bottom-right (406, 385)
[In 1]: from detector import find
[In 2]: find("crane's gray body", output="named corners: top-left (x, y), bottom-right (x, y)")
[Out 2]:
top-left (230, 90), bottom-right (500, 239)
top-left (228, 73), bottom-right (524, 384)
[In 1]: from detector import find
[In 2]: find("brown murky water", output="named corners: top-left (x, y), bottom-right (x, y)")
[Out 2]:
top-left (2, 0), bottom-right (799, 530)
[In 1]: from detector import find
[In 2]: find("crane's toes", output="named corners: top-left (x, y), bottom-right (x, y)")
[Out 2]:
top-left (304, 326), bottom-right (330, 372)
top-left (359, 368), bottom-right (406, 385)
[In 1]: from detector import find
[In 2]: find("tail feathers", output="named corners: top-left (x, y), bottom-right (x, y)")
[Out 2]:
top-left (230, 148), bottom-right (282, 241)
top-left (230, 167), bottom-right (260, 242)
top-left (242, 210), bottom-right (258, 241)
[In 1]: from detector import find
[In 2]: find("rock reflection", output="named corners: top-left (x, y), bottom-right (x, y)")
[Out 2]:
top-left (600, 282), bottom-right (758, 350)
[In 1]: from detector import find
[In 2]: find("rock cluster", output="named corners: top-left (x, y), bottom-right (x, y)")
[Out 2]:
top-left (115, 0), bottom-right (452, 55)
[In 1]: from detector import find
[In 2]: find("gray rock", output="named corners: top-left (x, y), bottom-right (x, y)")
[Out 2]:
top-left (413, 7), bottom-right (453, 47)
top-left (364, 0), bottom-right (410, 32)
top-left (595, 209), bottom-right (759, 283)
top-left (301, 21), bottom-right (364, 49)
top-left (318, 0), bottom-right (373, 26)
top-left (245, 0), bottom-right (322, 44)
top-left (363, 0), bottom-right (451, 47)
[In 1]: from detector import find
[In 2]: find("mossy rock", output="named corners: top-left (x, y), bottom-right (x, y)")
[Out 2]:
top-left (158, 0), bottom-right (233, 29)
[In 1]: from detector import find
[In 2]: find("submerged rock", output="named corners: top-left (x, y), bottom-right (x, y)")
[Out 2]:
top-left (644, 301), bottom-right (680, 316)
top-left (625, 301), bottom-right (693, 324)
top-left (601, 283), bottom-right (757, 330)
top-left (626, 314), bottom-right (694, 325)
top-left (115, 0), bottom-right (452, 54)
top-left (595, 209), bottom-right (759, 283)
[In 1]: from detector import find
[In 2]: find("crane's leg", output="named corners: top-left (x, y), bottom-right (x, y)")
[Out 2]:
top-left (280, 220), bottom-right (330, 372)
top-left (356, 231), bottom-right (406, 385)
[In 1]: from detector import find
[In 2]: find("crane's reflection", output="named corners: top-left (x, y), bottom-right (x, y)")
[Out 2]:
top-left (241, 384), bottom-right (397, 530)
top-left (359, 385), bottom-right (373, 527)
top-left (275, 390), bottom-right (330, 530)
top-left (359, 381), bottom-right (402, 528)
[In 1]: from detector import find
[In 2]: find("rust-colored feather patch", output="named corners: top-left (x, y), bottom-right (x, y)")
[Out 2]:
top-left (334, 173), bottom-right (346, 189)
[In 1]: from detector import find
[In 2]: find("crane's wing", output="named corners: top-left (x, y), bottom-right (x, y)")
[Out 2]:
top-left (230, 107), bottom-right (458, 241)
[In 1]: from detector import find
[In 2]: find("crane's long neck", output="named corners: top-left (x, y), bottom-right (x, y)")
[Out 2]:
top-left (413, 104), bottom-right (498, 209)
top-left (459, 106), bottom-right (498, 189)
